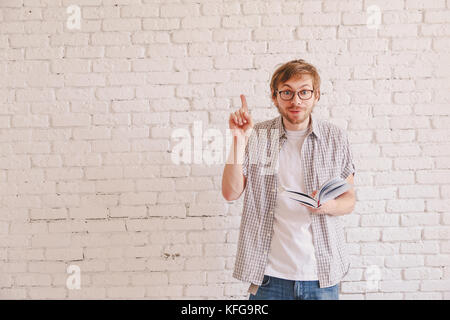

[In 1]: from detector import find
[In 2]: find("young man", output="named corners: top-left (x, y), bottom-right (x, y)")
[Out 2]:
top-left (222, 59), bottom-right (356, 300)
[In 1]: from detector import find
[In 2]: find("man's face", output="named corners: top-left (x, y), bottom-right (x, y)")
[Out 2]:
top-left (272, 74), bottom-right (319, 128)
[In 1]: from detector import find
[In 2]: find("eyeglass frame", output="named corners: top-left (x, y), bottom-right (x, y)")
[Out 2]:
top-left (275, 89), bottom-right (315, 101)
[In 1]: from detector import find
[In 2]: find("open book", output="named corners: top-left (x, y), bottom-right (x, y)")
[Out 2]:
top-left (281, 177), bottom-right (351, 208)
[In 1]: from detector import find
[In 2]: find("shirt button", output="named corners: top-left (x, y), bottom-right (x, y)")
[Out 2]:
top-left (271, 188), bottom-right (276, 192)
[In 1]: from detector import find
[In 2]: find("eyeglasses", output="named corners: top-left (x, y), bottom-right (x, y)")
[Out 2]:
top-left (276, 89), bottom-right (314, 101)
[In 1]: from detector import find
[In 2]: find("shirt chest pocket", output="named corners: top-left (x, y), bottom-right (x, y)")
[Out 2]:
top-left (314, 149), bottom-right (343, 188)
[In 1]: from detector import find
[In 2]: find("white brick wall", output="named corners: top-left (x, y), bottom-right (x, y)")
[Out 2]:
top-left (0, 0), bottom-right (449, 300)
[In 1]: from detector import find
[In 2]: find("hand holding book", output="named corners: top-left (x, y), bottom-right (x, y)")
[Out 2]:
top-left (280, 176), bottom-right (352, 214)
top-left (303, 189), bottom-right (340, 215)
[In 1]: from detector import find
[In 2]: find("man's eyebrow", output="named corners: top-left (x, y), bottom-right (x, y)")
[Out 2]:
top-left (280, 84), bottom-right (312, 89)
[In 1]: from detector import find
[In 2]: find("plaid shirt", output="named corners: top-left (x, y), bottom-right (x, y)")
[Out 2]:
top-left (232, 114), bottom-right (356, 289)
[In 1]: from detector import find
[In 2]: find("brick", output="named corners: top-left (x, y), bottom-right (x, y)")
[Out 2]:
top-left (222, 15), bottom-right (260, 29)
top-left (346, 228), bottom-right (381, 242)
top-left (425, 10), bottom-right (450, 23)
top-left (253, 27), bottom-right (294, 40)
top-left (109, 206), bottom-right (147, 218)
top-left (136, 178), bottom-right (174, 191)
top-left (340, 281), bottom-right (375, 294)
top-left (404, 267), bottom-right (442, 280)
top-left (131, 272), bottom-right (168, 286)
top-left (204, 244), bottom-right (236, 257)
top-left (121, 5), bottom-right (158, 17)
top-left (400, 213), bottom-right (440, 226)
top-left (148, 204), bottom-right (186, 218)
top-left (324, 0), bottom-right (363, 11)
top-left (185, 285), bottom-right (224, 297)
top-left (404, 292), bottom-right (442, 299)
top-left (24, 21), bottom-right (63, 34)
top-left (349, 39), bottom-right (389, 51)
top-left (28, 288), bottom-right (67, 299)
top-left (157, 191), bottom-right (196, 205)
top-left (146, 285), bottom-right (183, 298)
top-left (382, 227), bottom-right (422, 241)
top-left (108, 258), bottom-right (146, 272)
top-left (0, 235), bottom-right (30, 248)
top-left (190, 71), bottom-right (231, 84)
top-left (425, 254), bottom-right (450, 267)
top-left (31, 234), bottom-right (71, 248)
top-left (379, 281), bottom-right (420, 293)
top-left (361, 214), bottom-right (399, 227)
top-left (421, 24), bottom-right (450, 36)
top-left (392, 38), bottom-right (431, 51)
top-left (86, 221), bottom-right (126, 233)
top-left (69, 207), bottom-right (108, 220)
top-left (188, 204), bottom-right (227, 217)
top-left (424, 227), bottom-right (450, 240)
top-left (421, 280), bottom-right (450, 291)
top-left (406, 0), bottom-right (446, 8)
top-left (149, 231), bottom-right (186, 244)
top-left (303, 13), bottom-right (340, 25)
top-left (68, 288), bottom-right (107, 299)
top-left (120, 192), bottom-right (157, 206)
top-left (185, 258), bottom-right (225, 271)
top-left (107, 287), bottom-right (145, 298)
top-left (51, 114), bottom-right (91, 127)
top-left (142, 18), bottom-right (180, 30)
top-left (213, 29), bottom-right (251, 42)
top-left (361, 243), bottom-right (399, 255)
top-left (398, 185), bottom-right (439, 199)
top-left (0, 289), bottom-right (27, 299)
top-left (48, 221), bottom-right (87, 234)
top-left (357, 187), bottom-right (396, 200)
top-left (169, 271), bottom-right (206, 285)
top-left (164, 218), bottom-right (203, 231)
top-left (65, 47), bottom-right (105, 58)
top-left (102, 19), bottom-right (141, 31)
top-left (45, 247), bottom-right (83, 260)
top-left (9, 34), bottom-right (49, 47)
top-left (160, 4), bottom-right (200, 17)
top-left (172, 29), bottom-right (212, 43)
top-left (365, 0), bottom-right (405, 10)
top-left (417, 170), bottom-right (450, 183)
top-left (364, 292), bottom-right (404, 299)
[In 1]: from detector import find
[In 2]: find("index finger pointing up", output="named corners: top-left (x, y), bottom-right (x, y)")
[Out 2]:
top-left (240, 94), bottom-right (248, 112)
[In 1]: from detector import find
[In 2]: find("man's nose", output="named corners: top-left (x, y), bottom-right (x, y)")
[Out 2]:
top-left (292, 93), bottom-right (303, 105)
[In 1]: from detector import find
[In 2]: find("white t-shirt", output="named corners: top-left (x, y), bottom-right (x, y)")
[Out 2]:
top-left (264, 127), bottom-right (319, 280)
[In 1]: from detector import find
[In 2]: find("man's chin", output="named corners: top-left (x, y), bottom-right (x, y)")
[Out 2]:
top-left (285, 113), bottom-right (309, 125)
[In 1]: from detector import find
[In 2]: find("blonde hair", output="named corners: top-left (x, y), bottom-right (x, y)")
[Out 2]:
top-left (270, 59), bottom-right (321, 101)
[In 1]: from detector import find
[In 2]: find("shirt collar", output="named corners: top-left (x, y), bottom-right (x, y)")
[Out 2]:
top-left (276, 113), bottom-right (321, 140)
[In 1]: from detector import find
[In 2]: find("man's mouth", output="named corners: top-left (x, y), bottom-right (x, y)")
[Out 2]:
top-left (289, 109), bottom-right (304, 113)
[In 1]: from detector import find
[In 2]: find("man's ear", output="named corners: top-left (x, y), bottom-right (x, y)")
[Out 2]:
top-left (271, 92), bottom-right (277, 106)
top-left (315, 89), bottom-right (321, 102)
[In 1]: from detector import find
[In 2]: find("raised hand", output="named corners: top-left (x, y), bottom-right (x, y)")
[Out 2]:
top-left (229, 94), bottom-right (254, 138)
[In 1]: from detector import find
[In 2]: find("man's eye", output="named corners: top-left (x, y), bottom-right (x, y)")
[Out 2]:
top-left (300, 90), bottom-right (308, 95)
top-left (282, 90), bottom-right (292, 95)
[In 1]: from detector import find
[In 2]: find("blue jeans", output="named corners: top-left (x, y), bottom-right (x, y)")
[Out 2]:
top-left (249, 275), bottom-right (339, 300)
